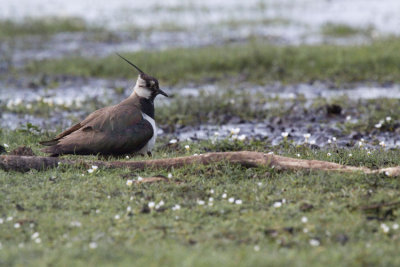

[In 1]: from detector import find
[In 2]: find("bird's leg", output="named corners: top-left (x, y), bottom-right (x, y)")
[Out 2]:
top-left (147, 151), bottom-right (152, 157)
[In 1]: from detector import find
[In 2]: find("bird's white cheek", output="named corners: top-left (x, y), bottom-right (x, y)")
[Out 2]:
top-left (134, 86), bottom-right (152, 99)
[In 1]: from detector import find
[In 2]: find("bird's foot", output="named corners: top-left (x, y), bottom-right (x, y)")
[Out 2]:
top-left (147, 151), bottom-right (152, 157)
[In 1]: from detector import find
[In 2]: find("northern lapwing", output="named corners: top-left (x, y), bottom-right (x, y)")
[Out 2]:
top-left (40, 53), bottom-right (168, 157)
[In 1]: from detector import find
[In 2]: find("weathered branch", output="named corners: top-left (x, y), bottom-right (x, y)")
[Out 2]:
top-left (0, 151), bottom-right (399, 176)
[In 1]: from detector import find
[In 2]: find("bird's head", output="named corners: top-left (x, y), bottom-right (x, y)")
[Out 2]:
top-left (116, 53), bottom-right (168, 100)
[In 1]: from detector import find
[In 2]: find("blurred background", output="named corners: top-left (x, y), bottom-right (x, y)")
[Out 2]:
top-left (1, 0), bottom-right (400, 149)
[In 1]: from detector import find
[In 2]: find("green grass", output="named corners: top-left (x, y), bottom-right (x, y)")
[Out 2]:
top-left (0, 17), bottom-right (95, 39)
top-left (23, 38), bottom-right (400, 85)
top-left (1, 130), bottom-right (400, 266)
top-left (321, 23), bottom-right (374, 38)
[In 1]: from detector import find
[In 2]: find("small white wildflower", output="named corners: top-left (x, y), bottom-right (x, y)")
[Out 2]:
top-left (303, 228), bottom-right (309, 233)
top-left (282, 199), bottom-right (286, 204)
top-left (301, 216), bottom-right (308, 223)
top-left (367, 151), bottom-right (371, 156)
top-left (14, 223), bottom-right (21, 228)
top-left (96, 209), bottom-right (100, 214)
top-left (375, 123), bottom-right (382, 129)
top-left (235, 199), bottom-right (242, 205)
top-left (296, 153), bottom-right (300, 157)
top-left (327, 152), bottom-right (331, 157)
top-left (81, 174), bottom-right (85, 176)
top-left (6, 216), bottom-right (13, 221)
top-left (228, 197), bottom-right (235, 203)
top-left (125, 155), bottom-right (130, 159)
top-left (31, 232), bottom-right (39, 239)
top-left (346, 115), bottom-right (352, 121)
top-left (158, 200), bottom-right (165, 207)
top-left (148, 202), bottom-right (155, 209)
top-left (209, 197), bottom-right (214, 202)
top-left (358, 141), bottom-right (363, 147)
top-left (0, 218), bottom-right (3, 224)
top-left (273, 202), bottom-right (282, 208)
top-left (385, 171), bottom-right (391, 177)
top-left (168, 173), bottom-right (173, 179)
top-left (114, 214), bottom-right (120, 220)
top-left (197, 200), bottom-right (205, 205)
top-left (222, 193), bottom-right (227, 199)
top-left (126, 179), bottom-right (133, 186)
top-left (332, 137), bottom-right (336, 142)
top-left (70, 221), bottom-right (82, 227)
top-left (89, 242), bottom-right (98, 249)
top-left (238, 134), bottom-right (246, 141)
top-left (348, 153), bottom-right (352, 157)
top-left (386, 116), bottom-right (392, 122)
top-left (257, 182), bottom-right (263, 186)
top-left (3, 143), bottom-right (9, 148)
top-left (172, 204), bottom-right (181, 211)
top-left (126, 206), bottom-right (132, 212)
top-left (379, 141), bottom-right (386, 147)
top-left (309, 140), bottom-right (316, 145)
top-left (267, 151), bottom-right (274, 155)
top-left (210, 189), bottom-right (214, 194)
top-left (185, 145), bottom-right (190, 150)
top-left (208, 202), bottom-right (213, 206)
top-left (281, 132), bottom-right (289, 138)
top-left (214, 132), bottom-right (220, 136)
top-left (18, 243), bottom-right (24, 248)
top-left (34, 238), bottom-right (41, 244)
top-left (169, 139), bottom-right (178, 144)
top-left (193, 153), bottom-right (199, 156)
top-left (254, 245), bottom-right (260, 251)
top-left (361, 138), bottom-right (365, 142)
top-left (328, 139), bottom-right (332, 144)
top-left (309, 239), bottom-right (320, 246)
top-left (107, 195), bottom-right (111, 199)
top-left (91, 165), bottom-right (98, 170)
top-left (392, 223), bottom-right (399, 230)
top-left (230, 128), bottom-right (240, 135)
top-left (137, 176), bottom-right (143, 182)
top-left (231, 134), bottom-right (238, 140)
top-left (303, 133), bottom-right (310, 143)
top-left (88, 169), bottom-right (94, 174)
top-left (381, 223), bottom-right (390, 233)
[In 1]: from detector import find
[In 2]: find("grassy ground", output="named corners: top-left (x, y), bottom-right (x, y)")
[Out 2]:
top-left (1, 130), bottom-right (400, 266)
top-left (22, 38), bottom-right (400, 85)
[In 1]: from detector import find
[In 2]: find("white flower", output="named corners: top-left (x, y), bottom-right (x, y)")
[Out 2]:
top-left (208, 202), bottom-right (213, 206)
top-left (231, 134), bottom-right (238, 140)
top-left (88, 169), bottom-right (94, 174)
top-left (210, 189), bottom-right (214, 194)
top-left (282, 199), bottom-right (286, 204)
top-left (385, 171), bottom-right (391, 177)
top-left (254, 245), bottom-right (260, 251)
top-left (273, 202), bottom-right (282, 208)
top-left (214, 132), bottom-right (220, 136)
top-left (107, 195), bottom-right (111, 199)
top-left (168, 173), bottom-right (173, 179)
top-left (381, 223), bottom-right (390, 233)
top-left (367, 151), bottom-right (371, 156)
top-left (126, 179), bottom-right (133, 186)
top-left (31, 232), bottom-right (39, 239)
top-left (91, 165), bottom-right (98, 170)
top-left (222, 193), bottom-right (227, 199)
top-left (375, 123), bottom-right (382, 129)
top-left (328, 139), bottom-right (332, 144)
top-left (230, 128), bottom-right (240, 135)
top-left (303, 228), bottom-right (309, 233)
top-left (14, 223), bottom-right (20, 228)
top-left (158, 200), bottom-right (165, 207)
top-left (0, 218), bottom-right (3, 224)
top-left (137, 176), bottom-right (143, 181)
top-left (267, 151), bottom-right (274, 155)
top-left (257, 182), bottom-right (263, 186)
top-left (393, 223), bottom-right (399, 230)
top-left (197, 200), bottom-right (205, 205)
top-left (172, 204), bottom-right (181, 211)
top-left (238, 134), bottom-right (246, 141)
top-left (327, 153), bottom-right (331, 157)
top-left (89, 242), bottom-right (98, 249)
top-left (346, 115), bottom-right (352, 121)
top-left (281, 132), bottom-right (289, 138)
top-left (386, 116), bottom-right (392, 122)
top-left (228, 197), bottom-right (235, 203)
top-left (126, 206), bottom-right (132, 212)
top-left (309, 140), bottom-right (316, 145)
top-left (301, 216), bottom-right (308, 223)
top-left (379, 141), bottom-right (386, 147)
top-left (303, 133), bottom-right (311, 143)
top-left (3, 143), bottom-right (9, 148)
top-left (6, 216), bottom-right (13, 221)
top-left (296, 153), bottom-right (300, 157)
top-left (309, 239), bottom-right (320, 246)
top-left (332, 137), bottom-right (336, 142)
top-left (185, 145), bottom-right (190, 150)
top-left (96, 209), bottom-right (101, 213)
top-left (125, 156), bottom-right (130, 159)
top-left (348, 153), bottom-right (352, 157)
top-left (148, 202), bottom-right (155, 209)
top-left (209, 197), bottom-right (214, 202)
top-left (114, 214), bottom-right (120, 220)
top-left (169, 139), bottom-right (178, 144)
top-left (235, 199), bottom-right (242, 205)
top-left (70, 221), bottom-right (82, 227)
top-left (358, 141), bottom-right (364, 147)
top-left (34, 238), bottom-right (41, 244)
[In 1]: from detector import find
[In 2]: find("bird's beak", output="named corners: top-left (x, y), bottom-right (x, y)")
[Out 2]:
top-left (158, 88), bottom-right (169, 97)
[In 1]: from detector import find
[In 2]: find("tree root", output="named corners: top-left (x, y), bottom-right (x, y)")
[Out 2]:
top-left (0, 151), bottom-right (398, 176)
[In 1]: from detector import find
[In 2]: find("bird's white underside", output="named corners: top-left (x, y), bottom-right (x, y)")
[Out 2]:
top-left (139, 112), bottom-right (157, 154)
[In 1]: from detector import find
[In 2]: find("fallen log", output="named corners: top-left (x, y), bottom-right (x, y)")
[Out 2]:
top-left (0, 151), bottom-right (399, 176)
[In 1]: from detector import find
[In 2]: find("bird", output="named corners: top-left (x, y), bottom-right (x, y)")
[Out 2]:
top-left (40, 53), bottom-right (168, 157)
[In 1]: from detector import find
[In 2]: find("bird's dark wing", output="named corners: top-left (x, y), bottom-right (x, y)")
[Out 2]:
top-left (41, 104), bottom-right (154, 156)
